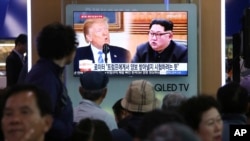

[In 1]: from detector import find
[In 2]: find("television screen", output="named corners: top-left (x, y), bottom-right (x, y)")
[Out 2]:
top-left (73, 11), bottom-right (188, 76)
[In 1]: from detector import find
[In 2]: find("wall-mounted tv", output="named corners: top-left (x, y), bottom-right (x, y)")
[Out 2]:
top-left (72, 11), bottom-right (188, 76)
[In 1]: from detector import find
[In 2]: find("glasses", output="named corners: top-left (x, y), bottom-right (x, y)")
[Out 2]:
top-left (148, 32), bottom-right (171, 38)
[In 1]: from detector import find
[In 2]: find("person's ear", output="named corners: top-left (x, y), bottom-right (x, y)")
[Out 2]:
top-left (101, 88), bottom-right (107, 99)
top-left (169, 32), bottom-right (173, 39)
top-left (86, 34), bottom-right (92, 42)
top-left (121, 109), bottom-right (130, 119)
top-left (43, 115), bottom-right (53, 132)
top-left (79, 86), bottom-right (85, 97)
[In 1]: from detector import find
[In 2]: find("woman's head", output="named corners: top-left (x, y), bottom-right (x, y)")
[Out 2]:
top-left (179, 95), bottom-right (223, 141)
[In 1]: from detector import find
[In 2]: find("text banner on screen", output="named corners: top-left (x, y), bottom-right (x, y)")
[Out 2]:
top-left (75, 63), bottom-right (187, 76)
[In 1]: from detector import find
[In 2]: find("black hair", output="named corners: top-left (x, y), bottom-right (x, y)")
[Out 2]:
top-left (178, 95), bottom-right (221, 131)
top-left (36, 22), bottom-right (77, 60)
top-left (81, 88), bottom-right (106, 101)
top-left (0, 84), bottom-right (53, 117)
top-left (15, 34), bottom-right (27, 46)
top-left (112, 98), bottom-right (125, 120)
top-left (71, 118), bottom-right (112, 141)
top-left (149, 19), bottom-right (173, 31)
top-left (217, 82), bottom-right (248, 114)
top-left (136, 109), bottom-right (185, 140)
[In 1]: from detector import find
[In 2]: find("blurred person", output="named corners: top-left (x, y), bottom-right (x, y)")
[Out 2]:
top-left (135, 109), bottom-right (186, 141)
top-left (111, 98), bottom-right (133, 141)
top-left (71, 118), bottom-right (112, 141)
top-left (146, 123), bottom-right (200, 141)
top-left (24, 22), bottom-right (77, 141)
top-left (112, 98), bottom-right (127, 124)
top-left (179, 95), bottom-right (223, 141)
top-left (118, 79), bottom-right (161, 138)
top-left (0, 88), bottom-right (7, 141)
top-left (6, 34), bottom-right (27, 87)
top-left (0, 84), bottom-right (53, 141)
top-left (161, 92), bottom-right (187, 111)
top-left (217, 82), bottom-right (248, 141)
top-left (17, 55), bottom-right (28, 83)
top-left (111, 128), bottom-right (133, 141)
top-left (240, 75), bottom-right (250, 124)
top-left (73, 17), bottom-right (131, 72)
top-left (73, 71), bottom-right (117, 131)
top-left (132, 19), bottom-right (187, 63)
top-left (112, 98), bottom-right (133, 141)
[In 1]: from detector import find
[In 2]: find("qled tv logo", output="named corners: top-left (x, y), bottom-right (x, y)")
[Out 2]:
top-left (230, 125), bottom-right (250, 141)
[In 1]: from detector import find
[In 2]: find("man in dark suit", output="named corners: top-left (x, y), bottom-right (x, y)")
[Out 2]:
top-left (132, 19), bottom-right (187, 63)
top-left (5, 34), bottom-right (27, 87)
top-left (73, 17), bottom-right (131, 73)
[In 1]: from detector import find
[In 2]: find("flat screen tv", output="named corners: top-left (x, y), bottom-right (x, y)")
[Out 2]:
top-left (65, 4), bottom-right (197, 77)
top-left (72, 11), bottom-right (188, 76)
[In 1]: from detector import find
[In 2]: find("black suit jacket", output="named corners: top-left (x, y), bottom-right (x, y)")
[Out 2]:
top-left (73, 45), bottom-right (131, 72)
top-left (131, 41), bottom-right (187, 63)
top-left (6, 51), bottom-right (23, 87)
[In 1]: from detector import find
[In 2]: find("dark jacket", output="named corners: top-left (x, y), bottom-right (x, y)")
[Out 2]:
top-left (25, 58), bottom-right (74, 141)
top-left (6, 50), bottom-right (23, 87)
top-left (73, 45), bottom-right (131, 72)
top-left (132, 40), bottom-right (187, 63)
top-left (118, 114), bottom-right (144, 138)
top-left (222, 114), bottom-right (247, 141)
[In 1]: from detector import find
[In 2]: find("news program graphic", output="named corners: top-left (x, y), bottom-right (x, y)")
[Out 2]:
top-left (74, 63), bottom-right (187, 76)
top-left (230, 125), bottom-right (250, 141)
top-left (73, 11), bottom-right (188, 76)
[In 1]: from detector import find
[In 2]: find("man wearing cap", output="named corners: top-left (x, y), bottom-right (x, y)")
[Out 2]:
top-left (73, 71), bottom-right (117, 131)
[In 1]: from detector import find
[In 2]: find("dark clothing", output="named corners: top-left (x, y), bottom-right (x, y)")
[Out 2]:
top-left (111, 128), bottom-right (133, 141)
top-left (5, 50), bottom-right (23, 87)
top-left (221, 114), bottom-right (247, 141)
top-left (117, 114), bottom-right (144, 138)
top-left (73, 45), bottom-right (131, 72)
top-left (18, 56), bottom-right (28, 83)
top-left (24, 58), bottom-right (74, 141)
top-left (132, 40), bottom-right (187, 63)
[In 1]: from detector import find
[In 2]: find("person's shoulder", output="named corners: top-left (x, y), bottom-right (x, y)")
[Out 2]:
top-left (173, 41), bottom-right (187, 51)
top-left (6, 51), bottom-right (17, 57)
top-left (76, 45), bottom-right (91, 51)
top-left (135, 42), bottom-right (150, 52)
top-left (6, 51), bottom-right (19, 62)
top-left (137, 42), bottom-right (149, 47)
top-left (109, 45), bottom-right (129, 52)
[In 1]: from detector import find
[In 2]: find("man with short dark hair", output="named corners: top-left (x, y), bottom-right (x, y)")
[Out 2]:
top-left (6, 34), bottom-right (27, 87)
top-left (132, 19), bottom-right (187, 63)
top-left (24, 22), bottom-right (77, 141)
top-left (217, 82), bottom-right (249, 141)
top-left (73, 71), bottom-right (117, 131)
top-left (1, 84), bottom-right (53, 141)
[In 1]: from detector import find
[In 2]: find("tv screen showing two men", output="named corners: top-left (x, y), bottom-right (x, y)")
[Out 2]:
top-left (73, 11), bottom-right (188, 76)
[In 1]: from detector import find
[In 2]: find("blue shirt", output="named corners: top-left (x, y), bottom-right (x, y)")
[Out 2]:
top-left (74, 99), bottom-right (118, 131)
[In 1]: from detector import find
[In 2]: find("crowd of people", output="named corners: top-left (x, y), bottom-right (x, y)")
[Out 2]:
top-left (2, 70), bottom-right (250, 141)
top-left (2, 18), bottom-right (250, 141)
